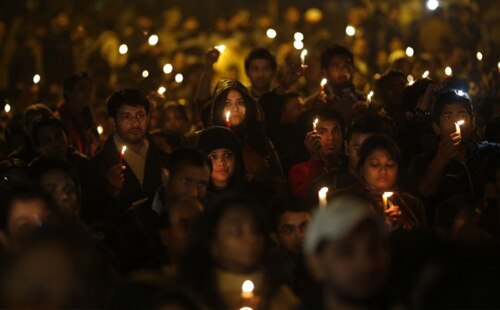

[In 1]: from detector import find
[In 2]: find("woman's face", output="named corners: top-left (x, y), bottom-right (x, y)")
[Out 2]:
top-left (222, 90), bottom-right (246, 126)
top-left (211, 207), bottom-right (264, 273)
top-left (208, 148), bottom-right (236, 189)
top-left (361, 148), bottom-right (398, 192)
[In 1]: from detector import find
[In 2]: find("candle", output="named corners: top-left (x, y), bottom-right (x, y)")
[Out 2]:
top-left (312, 118), bottom-right (318, 132)
top-left (225, 111), bottom-right (231, 127)
top-left (240, 308), bottom-right (253, 310)
top-left (318, 187), bottom-right (329, 208)
top-left (320, 78), bottom-right (327, 89)
top-left (455, 120), bottom-right (464, 135)
top-left (367, 91), bottom-right (374, 104)
top-left (120, 145), bottom-right (127, 164)
top-left (300, 49), bottom-right (308, 67)
top-left (422, 70), bottom-right (430, 79)
top-left (382, 192), bottom-right (393, 209)
top-left (241, 280), bottom-right (254, 299)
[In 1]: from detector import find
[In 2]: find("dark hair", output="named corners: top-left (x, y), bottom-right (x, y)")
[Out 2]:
top-left (244, 48), bottom-right (277, 74)
top-left (163, 101), bottom-right (190, 124)
top-left (432, 89), bottom-right (473, 123)
top-left (320, 44), bottom-right (354, 69)
top-left (347, 114), bottom-right (394, 142)
top-left (22, 103), bottom-right (52, 132)
top-left (0, 185), bottom-right (55, 233)
top-left (63, 72), bottom-right (92, 103)
top-left (268, 195), bottom-right (311, 232)
top-left (375, 70), bottom-right (406, 91)
top-left (107, 88), bottom-right (150, 119)
top-left (181, 193), bottom-right (276, 309)
top-left (357, 134), bottom-right (402, 169)
top-left (314, 107), bottom-right (346, 135)
top-left (401, 78), bottom-right (434, 113)
top-left (168, 148), bottom-right (212, 178)
top-left (149, 129), bottom-right (186, 151)
top-left (30, 117), bottom-right (67, 147)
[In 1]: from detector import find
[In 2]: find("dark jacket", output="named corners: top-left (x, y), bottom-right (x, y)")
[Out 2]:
top-left (90, 134), bottom-right (168, 221)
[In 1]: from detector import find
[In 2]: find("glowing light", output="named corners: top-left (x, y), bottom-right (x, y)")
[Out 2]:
top-left (476, 52), bottom-right (483, 61)
top-left (367, 90), bottom-right (374, 103)
top-left (33, 74), bottom-right (41, 84)
top-left (345, 25), bottom-right (356, 37)
top-left (407, 75), bottom-right (414, 83)
top-left (241, 280), bottom-right (254, 299)
top-left (405, 46), bottom-right (414, 57)
top-left (97, 125), bottom-right (103, 135)
top-left (455, 120), bottom-right (465, 135)
top-left (293, 40), bottom-right (304, 50)
top-left (422, 70), bottom-right (430, 79)
top-left (313, 118), bottom-right (318, 131)
top-left (318, 187), bottom-right (329, 208)
top-left (119, 44), bottom-right (128, 55)
top-left (163, 63), bottom-right (173, 74)
top-left (266, 28), bottom-right (277, 39)
top-left (300, 49), bottom-right (308, 66)
top-left (320, 78), bottom-right (327, 88)
top-left (382, 192), bottom-right (393, 209)
top-left (456, 90), bottom-right (467, 97)
top-left (427, 0), bottom-right (439, 10)
top-left (175, 73), bottom-right (184, 83)
top-left (148, 34), bottom-right (159, 46)
top-left (214, 45), bottom-right (226, 53)
top-left (4, 104), bottom-right (11, 113)
top-left (141, 70), bottom-right (149, 78)
top-left (294, 32), bottom-right (304, 41)
top-left (121, 146), bottom-right (127, 156)
top-left (157, 86), bottom-right (166, 95)
top-left (445, 66), bottom-right (453, 76)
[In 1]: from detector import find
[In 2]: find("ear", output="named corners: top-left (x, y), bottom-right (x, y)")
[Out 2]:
top-left (159, 228), bottom-right (169, 247)
top-left (432, 122), bottom-right (441, 136)
top-left (305, 254), bottom-right (326, 282)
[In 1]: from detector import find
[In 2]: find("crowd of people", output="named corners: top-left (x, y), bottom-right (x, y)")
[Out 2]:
top-left (0, 0), bottom-right (500, 309)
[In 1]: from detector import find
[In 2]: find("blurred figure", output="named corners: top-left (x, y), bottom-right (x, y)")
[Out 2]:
top-left (302, 193), bottom-right (391, 309)
top-left (244, 48), bottom-right (277, 100)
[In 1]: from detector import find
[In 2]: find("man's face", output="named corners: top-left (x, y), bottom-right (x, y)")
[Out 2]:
top-left (381, 76), bottom-right (407, 107)
top-left (246, 59), bottom-right (274, 91)
top-left (346, 132), bottom-right (372, 173)
top-left (161, 200), bottom-right (203, 261)
top-left (40, 170), bottom-right (79, 218)
top-left (36, 125), bottom-right (69, 160)
top-left (276, 211), bottom-right (311, 255)
top-left (307, 221), bottom-right (390, 304)
top-left (114, 105), bottom-right (148, 144)
top-left (435, 103), bottom-right (473, 138)
top-left (168, 164), bottom-right (210, 200)
top-left (317, 119), bottom-right (343, 156)
top-left (324, 55), bottom-right (354, 89)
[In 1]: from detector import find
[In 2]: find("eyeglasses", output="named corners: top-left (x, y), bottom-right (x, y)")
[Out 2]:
top-left (277, 222), bottom-right (310, 235)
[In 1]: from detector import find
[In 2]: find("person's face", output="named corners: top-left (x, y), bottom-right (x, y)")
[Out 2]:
top-left (435, 103), bottom-right (473, 138)
top-left (212, 207), bottom-right (264, 273)
top-left (281, 97), bottom-right (304, 124)
top-left (168, 165), bottom-right (210, 200)
top-left (325, 55), bottom-right (354, 89)
top-left (317, 119), bottom-right (343, 156)
top-left (114, 105), bottom-right (148, 144)
top-left (276, 211), bottom-right (311, 255)
top-left (346, 133), bottom-right (372, 173)
top-left (246, 59), bottom-right (274, 91)
top-left (163, 108), bottom-right (185, 132)
top-left (208, 148), bottom-right (236, 189)
top-left (40, 170), bottom-right (79, 218)
top-left (8, 199), bottom-right (49, 243)
top-left (223, 90), bottom-right (246, 126)
top-left (36, 125), bottom-right (69, 160)
top-left (361, 149), bottom-right (398, 192)
top-left (307, 222), bottom-right (390, 303)
top-left (381, 76), bottom-right (406, 107)
top-left (162, 201), bottom-right (203, 261)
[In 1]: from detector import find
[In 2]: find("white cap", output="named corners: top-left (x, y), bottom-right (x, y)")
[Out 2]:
top-left (304, 194), bottom-right (385, 254)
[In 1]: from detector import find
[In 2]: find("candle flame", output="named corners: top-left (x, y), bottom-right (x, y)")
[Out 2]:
top-left (121, 146), bottom-right (127, 155)
top-left (226, 111), bottom-right (231, 122)
top-left (422, 70), bottom-right (430, 79)
top-left (242, 280), bottom-right (254, 293)
top-left (383, 192), bottom-right (393, 199)
top-left (313, 118), bottom-right (318, 127)
top-left (320, 78), bottom-right (327, 87)
top-left (367, 91), bottom-right (374, 101)
top-left (300, 49), bottom-right (308, 59)
top-left (214, 45), bottom-right (226, 53)
top-left (97, 125), bottom-right (103, 135)
top-left (455, 120), bottom-right (464, 126)
top-left (319, 187), bottom-right (329, 196)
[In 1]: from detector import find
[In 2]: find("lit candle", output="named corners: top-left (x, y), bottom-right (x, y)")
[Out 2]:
top-left (422, 70), bottom-right (430, 79)
top-left (382, 192), bottom-right (393, 209)
top-left (214, 45), bottom-right (226, 53)
top-left (318, 187), bottom-right (329, 208)
top-left (444, 66), bottom-right (453, 76)
top-left (320, 78), bottom-right (327, 90)
top-left (241, 280), bottom-right (254, 300)
top-left (266, 28), bottom-right (277, 39)
top-left (225, 111), bottom-right (231, 127)
top-left (240, 308), bottom-right (253, 310)
top-left (300, 49), bottom-right (308, 67)
top-left (120, 145), bottom-right (127, 164)
top-left (367, 91), bottom-right (374, 104)
top-left (4, 103), bottom-right (11, 113)
top-left (97, 125), bottom-right (103, 135)
top-left (312, 118), bottom-right (318, 132)
top-left (455, 120), bottom-right (464, 135)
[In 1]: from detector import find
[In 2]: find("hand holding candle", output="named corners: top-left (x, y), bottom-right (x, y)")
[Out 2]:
top-left (318, 187), bottom-right (329, 208)
top-left (119, 145), bottom-right (127, 165)
top-left (382, 192), bottom-right (393, 209)
top-left (300, 49), bottom-right (308, 67)
top-left (454, 120), bottom-right (464, 136)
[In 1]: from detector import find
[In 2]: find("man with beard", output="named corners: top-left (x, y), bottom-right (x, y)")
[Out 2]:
top-left (302, 193), bottom-right (391, 309)
top-left (288, 108), bottom-right (346, 197)
top-left (305, 45), bottom-right (366, 126)
top-left (91, 89), bottom-right (168, 220)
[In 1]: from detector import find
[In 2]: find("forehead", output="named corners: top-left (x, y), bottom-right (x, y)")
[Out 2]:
top-left (226, 89), bottom-right (243, 99)
top-left (440, 102), bottom-right (469, 115)
top-left (248, 58), bottom-right (272, 69)
top-left (279, 211), bottom-right (311, 224)
top-left (41, 169), bottom-right (74, 184)
top-left (209, 148), bottom-right (232, 154)
top-left (118, 105), bottom-right (146, 114)
top-left (367, 148), bottom-right (393, 159)
top-left (350, 132), bottom-right (372, 144)
top-left (175, 164), bottom-right (210, 178)
top-left (318, 119), bottom-right (341, 128)
top-left (328, 55), bottom-right (352, 66)
top-left (10, 199), bottom-right (47, 217)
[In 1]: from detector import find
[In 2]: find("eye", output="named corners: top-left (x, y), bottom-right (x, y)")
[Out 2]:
top-left (223, 152), bottom-right (233, 159)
